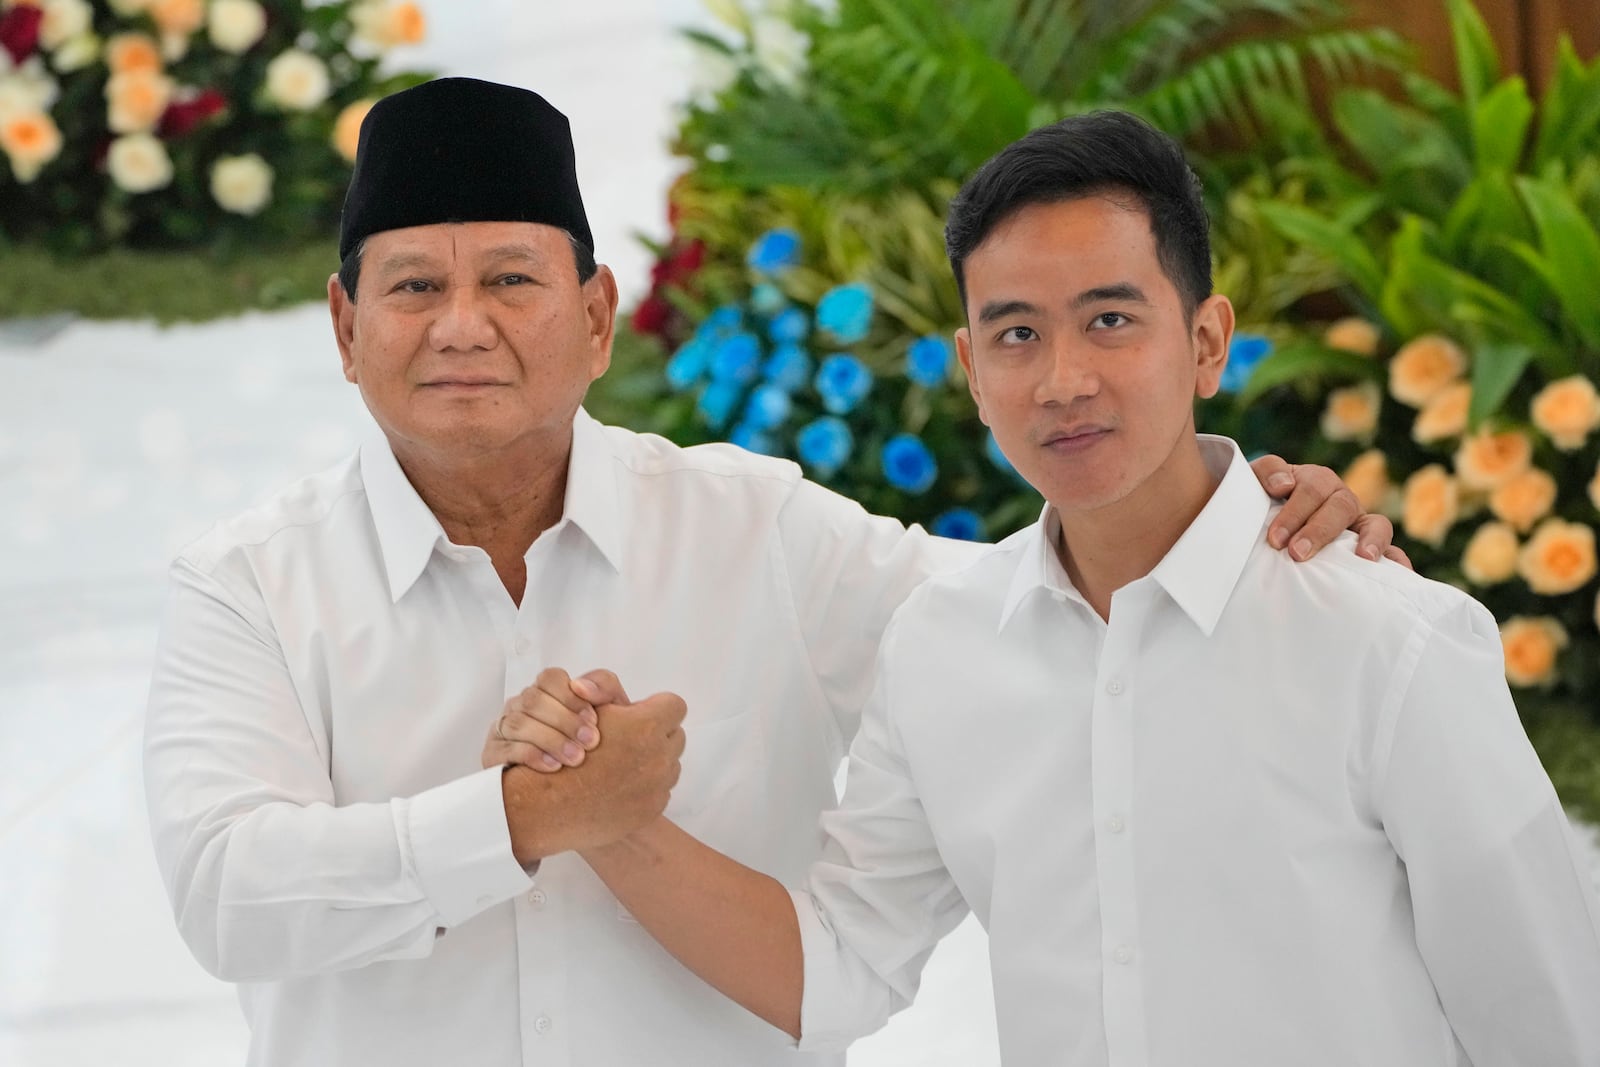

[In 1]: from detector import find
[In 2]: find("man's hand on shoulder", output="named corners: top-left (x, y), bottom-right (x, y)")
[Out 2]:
top-left (1250, 454), bottom-right (1413, 570)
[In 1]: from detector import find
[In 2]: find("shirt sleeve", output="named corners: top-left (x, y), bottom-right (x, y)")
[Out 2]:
top-left (791, 615), bottom-right (971, 1052)
top-left (776, 478), bottom-right (978, 752)
top-left (1376, 597), bottom-right (1600, 1066)
top-left (142, 555), bottom-right (535, 983)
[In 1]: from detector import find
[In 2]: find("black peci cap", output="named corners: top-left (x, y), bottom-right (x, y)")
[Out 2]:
top-left (339, 77), bottom-right (593, 260)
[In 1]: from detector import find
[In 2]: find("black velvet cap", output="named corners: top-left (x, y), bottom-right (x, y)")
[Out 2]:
top-left (338, 77), bottom-right (593, 260)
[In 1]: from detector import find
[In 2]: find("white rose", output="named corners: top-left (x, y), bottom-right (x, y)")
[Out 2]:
top-left (264, 49), bottom-right (331, 111)
top-left (210, 152), bottom-right (274, 215)
top-left (0, 61), bottom-right (61, 120)
top-left (107, 133), bottom-right (175, 193)
top-left (208, 0), bottom-right (268, 55)
top-left (39, 0), bottom-right (93, 51)
top-left (750, 13), bottom-right (808, 89)
top-left (51, 33), bottom-right (100, 73)
top-left (702, 0), bottom-right (750, 33)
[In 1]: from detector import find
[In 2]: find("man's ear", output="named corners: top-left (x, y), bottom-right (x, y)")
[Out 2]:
top-left (955, 326), bottom-right (991, 426)
top-left (329, 274), bottom-right (359, 384)
top-left (583, 264), bottom-right (619, 383)
top-left (1192, 294), bottom-right (1235, 401)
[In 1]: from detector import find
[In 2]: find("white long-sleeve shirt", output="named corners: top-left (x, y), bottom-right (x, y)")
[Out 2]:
top-left (793, 435), bottom-right (1600, 1066)
top-left (143, 408), bottom-right (972, 1066)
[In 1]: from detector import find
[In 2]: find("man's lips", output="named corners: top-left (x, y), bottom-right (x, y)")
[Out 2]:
top-left (1041, 425), bottom-right (1112, 452)
top-left (419, 379), bottom-right (507, 388)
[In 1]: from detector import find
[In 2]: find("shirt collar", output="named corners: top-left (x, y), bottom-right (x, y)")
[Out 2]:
top-left (996, 435), bottom-right (1269, 636)
top-left (362, 407), bottom-right (624, 604)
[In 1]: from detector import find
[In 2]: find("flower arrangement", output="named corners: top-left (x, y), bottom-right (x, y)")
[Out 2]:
top-left (0, 0), bottom-right (431, 254)
top-left (658, 226), bottom-right (1040, 540)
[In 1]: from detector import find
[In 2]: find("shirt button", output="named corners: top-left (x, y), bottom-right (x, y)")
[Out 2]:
top-left (534, 1015), bottom-right (553, 1035)
top-left (1107, 815), bottom-right (1125, 834)
top-left (514, 635), bottom-right (532, 656)
top-left (1113, 946), bottom-right (1134, 965)
top-left (1106, 678), bottom-right (1125, 696)
top-left (527, 889), bottom-right (547, 908)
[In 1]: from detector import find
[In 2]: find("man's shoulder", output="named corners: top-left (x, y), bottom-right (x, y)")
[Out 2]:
top-left (595, 420), bottom-right (804, 489)
top-left (179, 452), bottom-right (367, 574)
top-left (890, 525), bottom-right (1034, 632)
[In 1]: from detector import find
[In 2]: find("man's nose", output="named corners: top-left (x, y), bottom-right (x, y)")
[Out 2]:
top-left (427, 285), bottom-right (497, 351)
top-left (1035, 338), bottom-right (1100, 405)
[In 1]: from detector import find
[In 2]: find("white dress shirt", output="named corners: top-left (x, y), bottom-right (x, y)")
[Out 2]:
top-left (143, 408), bottom-right (972, 1067)
top-left (792, 435), bottom-right (1600, 1066)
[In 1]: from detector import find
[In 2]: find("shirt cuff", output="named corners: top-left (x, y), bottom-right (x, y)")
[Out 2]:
top-left (397, 765), bottom-right (536, 928)
top-left (790, 888), bottom-right (892, 1053)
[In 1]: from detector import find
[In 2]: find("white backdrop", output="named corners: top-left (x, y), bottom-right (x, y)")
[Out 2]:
top-left (0, 3), bottom-right (1000, 1065)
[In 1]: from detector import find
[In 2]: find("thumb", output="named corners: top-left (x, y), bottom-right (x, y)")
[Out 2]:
top-left (572, 668), bottom-right (630, 706)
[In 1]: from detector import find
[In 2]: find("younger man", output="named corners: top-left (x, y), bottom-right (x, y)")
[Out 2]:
top-left (558, 111), bottom-right (1600, 1064)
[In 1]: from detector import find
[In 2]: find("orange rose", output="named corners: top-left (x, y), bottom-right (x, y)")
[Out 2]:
top-left (1530, 374), bottom-right (1600, 452)
top-left (148, 0), bottom-right (203, 36)
top-left (1342, 449), bottom-right (1390, 513)
top-left (105, 32), bottom-right (162, 74)
top-left (1388, 334), bottom-right (1467, 408)
top-left (1320, 381), bottom-right (1380, 442)
top-left (386, 2), bottom-right (425, 44)
top-left (1461, 521), bottom-right (1519, 586)
top-left (105, 69), bottom-right (174, 134)
top-left (352, 1), bottom-right (427, 48)
top-left (1412, 381), bottom-right (1471, 445)
top-left (1517, 518), bottom-right (1597, 595)
top-left (0, 109), bottom-right (63, 182)
top-left (1323, 317), bottom-right (1381, 357)
top-left (1453, 427), bottom-right (1532, 491)
top-left (1499, 616), bottom-right (1568, 689)
top-left (1487, 467), bottom-right (1557, 533)
top-left (332, 98), bottom-right (375, 163)
top-left (1401, 464), bottom-right (1460, 548)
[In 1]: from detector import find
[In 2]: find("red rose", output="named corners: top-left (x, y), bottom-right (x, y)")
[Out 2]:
top-left (0, 5), bottom-right (43, 65)
top-left (630, 295), bottom-right (672, 336)
top-left (159, 89), bottom-right (229, 139)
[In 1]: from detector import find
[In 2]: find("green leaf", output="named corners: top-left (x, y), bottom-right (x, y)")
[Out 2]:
top-left (1515, 174), bottom-right (1600, 350)
top-left (1467, 341), bottom-right (1534, 426)
top-left (1532, 36), bottom-right (1600, 170)
top-left (1239, 342), bottom-right (1381, 406)
top-left (1470, 76), bottom-right (1533, 173)
top-left (1445, 0), bottom-right (1500, 112)
top-left (1255, 201), bottom-right (1385, 299)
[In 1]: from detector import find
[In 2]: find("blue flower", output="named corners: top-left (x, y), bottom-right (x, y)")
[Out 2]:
top-left (743, 384), bottom-right (792, 430)
top-left (728, 421), bottom-right (781, 456)
top-left (984, 430), bottom-right (1017, 476)
top-left (747, 228), bottom-right (802, 276)
top-left (698, 304), bottom-right (744, 339)
top-left (751, 283), bottom-right (787, 315)
top-left (697, 380), bottom-right (743, 429)
top-left (664, 339), bottom-right (710, 392)
top-left (764, 343), bottom-right (813, 393)
top-left (710, 331), bottom-right (762, 385)
top-left (814, 353), bottom-right (874, 414)
top-left (795, 416), bottom-right (853, 476)
top-left (768, 307), bottom-right (810, 345)
top-left (881, 433), bottom-right (938, 494)
top-left (905, 334), bottom-right (951, 388)
top-left (815, 282), bottom-right (874, 344)
top-left (931, 507), bottom-right (985, 542)
top-left (1220, 333), bottom-right (1273, 394)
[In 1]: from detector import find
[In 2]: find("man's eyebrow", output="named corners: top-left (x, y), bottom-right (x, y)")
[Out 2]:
top-left (373, 252), bottom-right (438, 276)
top-left (1071, 282), bottom-right (1150, 308)
top-left (482, 243), bottom-right (546, 263)
top-left (976, 299), bottom-right (1043, 325)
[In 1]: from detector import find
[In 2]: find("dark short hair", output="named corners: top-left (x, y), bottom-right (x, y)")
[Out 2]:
top-left (338, 229), bottom-right (598, 301)
top-left (945, 110), bottom-right (1211, 320)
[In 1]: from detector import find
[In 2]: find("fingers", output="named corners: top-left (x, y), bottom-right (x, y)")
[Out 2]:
top-left (533, 667), bottom-right (599, 727)
top-left (1266, 464), bottom-right (1362, 561)
top-left (1351, 513), bottom-right (1397, 564)
top-left (571, 668), bottom-right (629, 706)
top-left (499, 672), bottom-right (603, 767)
top-left (481, 720), bottom-right (563, 773)
top-left (636, 691), bottom-right (688, 733)
top-left (1384, 543), bottom-right (1413, 571)
top-left (1249, 454), bottom-right (1298, 500)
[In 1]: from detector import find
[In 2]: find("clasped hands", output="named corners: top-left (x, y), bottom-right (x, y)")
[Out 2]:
top-left (484, 668), bottom-right (685, 855)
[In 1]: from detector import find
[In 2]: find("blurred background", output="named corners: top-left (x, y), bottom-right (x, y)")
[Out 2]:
top-left (2, 1), bottom-right (1599, 1064)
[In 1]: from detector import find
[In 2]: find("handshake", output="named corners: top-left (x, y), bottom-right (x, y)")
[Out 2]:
top-left (483, 669), bottom-right (688, 862)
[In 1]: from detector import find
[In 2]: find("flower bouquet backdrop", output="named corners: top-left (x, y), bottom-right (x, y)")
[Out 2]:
top-left (598, 0), bottom-right (1600, 819)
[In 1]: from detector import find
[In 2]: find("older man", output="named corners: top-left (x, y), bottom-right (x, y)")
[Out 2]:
top-left (143, 78), bottom-right (1398, 1066)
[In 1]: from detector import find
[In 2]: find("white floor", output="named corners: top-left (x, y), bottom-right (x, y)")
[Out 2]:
top-left (0, 4), bottom-right (997, 1065)
top-left (3, 5), bottom-right (1597, 1066)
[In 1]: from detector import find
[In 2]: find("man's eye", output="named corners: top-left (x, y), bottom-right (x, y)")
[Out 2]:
top-left (495, 273), bottom-right (531, 286)
top-left (1090, 312), bottom-right (1128, 329)
top-left (998, 326), bottom-right (1037, 344)
top-left (395, 279), bottom-right (433, 294)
